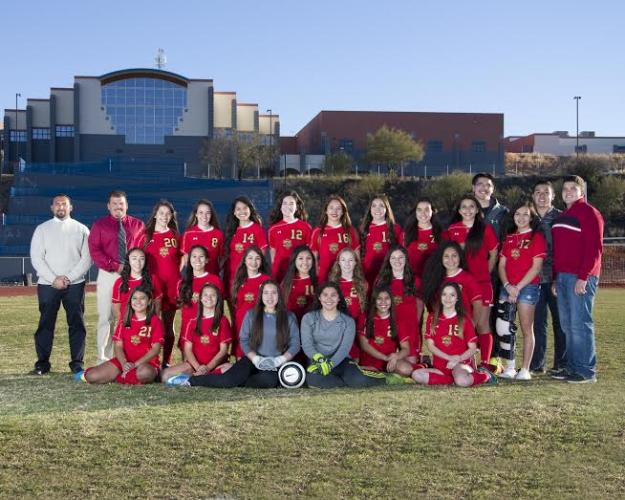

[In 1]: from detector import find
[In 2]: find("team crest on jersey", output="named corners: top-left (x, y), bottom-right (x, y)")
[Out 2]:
top-left (235, 243), bottom-right (244, 253)
top-left (192, 292), bottom-right (199, 303)
top-left (329, 243), bottom-right (339, 253)
top-left (373, 242), bottom-right (383, 252)
top-left (296, 296), bottom-right (307, 306)
top-left (130, 335), bottom-right (140, 346)
top-left (200, 335), bottom-right (210, 344)
top-left (393, 295), bottom-right (403, 305)
top-left (374, 336), bottom-right (384, 345)
top-left (283, 239), bottom-right (293, 249)
top-left (442, 336), bottom-right (452, 346)
top-left (511, 249), bottom-right (521, 259)
top-left (244, 292), bottom-right (255, 303)
top-left (418, 242), bottom-right (428, 251)
top-left (159, 247), bottom-right (169, 257)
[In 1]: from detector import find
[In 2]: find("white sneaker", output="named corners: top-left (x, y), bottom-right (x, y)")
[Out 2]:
top-left (499, 367), bottom-right (517, 379)
top-left (516, 368), bottom-right (532, 381)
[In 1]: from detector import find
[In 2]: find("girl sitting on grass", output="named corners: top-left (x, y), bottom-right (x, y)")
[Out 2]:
top-left (77, 287), bottom-right (162, 385)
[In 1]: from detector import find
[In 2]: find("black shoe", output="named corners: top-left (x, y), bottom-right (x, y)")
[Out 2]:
top-left (550, 368), bottom-right (568, 380)
top-left (530, 367), bottom-right (546, 375)
top-left (566, 373), bottom-right (597, 384)
top-left (29, 368), bottom-right (49, 376)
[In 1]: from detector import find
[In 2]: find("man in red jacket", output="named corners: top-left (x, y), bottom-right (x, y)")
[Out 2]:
top-left (88, 191), bottom-right (145, 364)
top-left (551, 175), bottom-right (603, 384)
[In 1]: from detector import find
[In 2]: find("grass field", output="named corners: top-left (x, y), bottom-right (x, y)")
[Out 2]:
top-left (1, 290), bottom-right (624, 499)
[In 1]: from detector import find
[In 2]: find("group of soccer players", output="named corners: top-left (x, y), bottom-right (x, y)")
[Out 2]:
top-left (77, 172), bottom-right (556, 389)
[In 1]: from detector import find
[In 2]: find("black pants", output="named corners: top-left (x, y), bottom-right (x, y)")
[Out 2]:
top-left (306, 358), bottom-right (386, 389)
top-left (531, 282), bottom-right (566, 371)
top-left (190, 357), bottom-right (279, 388)
top-left (34, 282), bottom-right (86, 372)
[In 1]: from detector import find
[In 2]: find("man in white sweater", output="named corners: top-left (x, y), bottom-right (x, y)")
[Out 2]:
top-left (29, 194), bottom-right (92, 375)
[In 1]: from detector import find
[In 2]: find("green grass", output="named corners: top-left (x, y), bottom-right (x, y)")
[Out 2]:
top-left (1, 290), bottom-right (624, 499)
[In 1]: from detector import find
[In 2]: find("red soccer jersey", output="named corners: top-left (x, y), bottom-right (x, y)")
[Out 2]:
top-left (389, 276), bottom-right (422, 355)
top-left (183, 315), bottom-right (232, 365)
top-left (285, 276), bottom-right (315, 323)
top-left (226, 223), bottom-right (268, 287)
top-left (425, 312), bottom-right (477, 373)
top-left (311, 225), bottom-right (360, 282)
top-left (362, 223), bottom-right (403, 286)
top-left (443, 269), bottom-right (482, 318)
top-left (112, 315), bottom-right (164, 367)
top-left (359, 314), bottom-right (408, 371)
top-left (446, 222), bottom-right (498, 282)
top-left (501, 230), bottom-right (547, 285)
top-left (177, 272), bottom-right (224, 337)
top-left (112, 275), bottom-right (163, 319)
top-left (181, 225), bottom-right (224, 275)
top-left (338, 277), bottom-right (367, 358)
top-left (268, 219), bottom-right (312, 282)
top-left (144, 229), bottom-right (181, 310)
top-left (233, 273), bottom-right (272, 333)
top-left (405, 227), bottom-right (439, 278)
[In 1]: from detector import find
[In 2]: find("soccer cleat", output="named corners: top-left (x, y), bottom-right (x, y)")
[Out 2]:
top-left (477, 367), bottom-right (498, 385)
top-left (499, 367), bottom-right (517, 379)
top-left (385, 373), bottom-right (415, 385)
top-left (165, 374), bottom-right (191, 387)
top-left (515, 368), bottom-right (532, 381)
top-left (566, 374), bottom-right (597, 384)
top-left (73, 370), bottom-right (87, 382)
top-left (550, 368), bottom-right (569, 380)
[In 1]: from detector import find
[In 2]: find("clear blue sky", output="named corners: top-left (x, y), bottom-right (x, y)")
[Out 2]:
top-left (3, 0), bottom-right (624, 137)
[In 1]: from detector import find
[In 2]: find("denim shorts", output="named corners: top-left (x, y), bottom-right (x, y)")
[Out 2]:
top-left (499, 283), bottom-right (540, 306)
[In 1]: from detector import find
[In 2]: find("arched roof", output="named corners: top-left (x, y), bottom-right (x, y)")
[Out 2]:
top-left (99, 68), bottom-right (190, 87)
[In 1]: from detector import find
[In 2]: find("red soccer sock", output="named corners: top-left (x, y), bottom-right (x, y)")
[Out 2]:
top-left (478, 332), bottom-right (494, 365)
top-left (427, 373), bottom-right (454, 385)
top-left (471, 370), bottom-right (490, 386)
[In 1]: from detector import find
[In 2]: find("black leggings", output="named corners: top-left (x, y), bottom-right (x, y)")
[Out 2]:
top-left (189, 357), bottom-right (279, 388)
top-left (306, 358), bottom-right (386, 389)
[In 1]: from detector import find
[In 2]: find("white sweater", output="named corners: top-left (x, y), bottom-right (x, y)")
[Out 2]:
top-left (30, 217), bottom-right (92, 285)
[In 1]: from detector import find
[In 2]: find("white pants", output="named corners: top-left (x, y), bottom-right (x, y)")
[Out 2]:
top-left (95, 269), bottom-right (119, 364)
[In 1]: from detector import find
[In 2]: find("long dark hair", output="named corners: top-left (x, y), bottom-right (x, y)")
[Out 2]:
top-left (450, 194), bottom-right (486, 256)
top-left (224, 196), bottom-right (263, 261)
top-left (316, 195), bottom-right (355, 248)
top-left (421, 241), bottom-right (467, 310)
top-left (281, 245), bottom-right (318, 302)
top-left (365, 286), bottom-right (397, 340)
top-left (403, 197), bottom-right (443, 246)
top-left (249, 280), bottom-right (290, 353)
top-left (119, 247), bottom-right (153, 294)
top-left (360, 194), bottom-right (398, 259)
top-left (144, 199), bottom-right (178, 244)
top-left (311, 281), bottom-right (349, 314)
top-left (429, 281), bottom-right (465, 339)
top-left (185, 199), bottom-right (221, 231)
top-left (178, 245), bottom-right (209, 307)
top-left (269, 190), bottom-right (308, 225)
top-left (123, 286), bottom-right (156, 328)
top-left (374, 245), bottom-right (416, 296)
top-left (505, 198), bottom-right (540, 236)
top-left (231, 245), bottom-right (269, 299)
top-left (328, 247), bottom-right (368, 313)
top-left (195, 283), bottom-right (225, 335)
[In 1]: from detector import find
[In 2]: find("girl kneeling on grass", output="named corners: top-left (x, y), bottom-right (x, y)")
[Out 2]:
top-left (167, 280), bottom-right (300, 388)
top-left (358, 287), bottom-right (414, 377)
top-left (161, 283), bottom-right (232, 382)
top-left (412, 283), bottom-right (497, 387)
top-left (76, 287), bottom-right (162, 385)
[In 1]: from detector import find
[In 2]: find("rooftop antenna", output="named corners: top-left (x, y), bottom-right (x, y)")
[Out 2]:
top-left (155, 48), bottom-right (167, 69)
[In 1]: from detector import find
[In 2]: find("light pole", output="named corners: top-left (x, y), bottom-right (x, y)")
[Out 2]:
top-left (574, 96), bottom-right (581, 156)
top-left (15, 93), bottom-right (21, 171)
top-left (266, 109), bottom-right (273, 180)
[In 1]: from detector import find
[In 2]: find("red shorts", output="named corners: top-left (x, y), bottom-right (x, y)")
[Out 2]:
top-left (159, 276), bottom-right (180, 312)
top-left (432, 356), bottom-right (475, 377)
top-left (477, 281), bottom-right (494, 306)
top-left (109, 357), bottom-right (160, 384)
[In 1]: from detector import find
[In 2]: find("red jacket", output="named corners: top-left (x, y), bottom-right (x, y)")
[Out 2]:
top-left (552, 198), bottom-right (603, 280)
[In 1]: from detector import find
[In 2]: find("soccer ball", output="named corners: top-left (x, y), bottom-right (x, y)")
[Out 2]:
top-left (278, 362), bottom-right (306, 389)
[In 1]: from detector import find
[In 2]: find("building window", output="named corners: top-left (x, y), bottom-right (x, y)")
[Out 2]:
top-left (9, 130), bottom-right (27, 142)
top-left (32, 128), bottom-right (51, 140)
top-left (427, 140), bottom-right (443, 153)
top-left (575, 144), bottom-right (587, 153)
top-left (338, 138), bottom-right (354, 154)
top-left (101, 77), bottom-right (187, 145)
top-left (56, 125), bottom-right (74, 137)
top-left (472, 141), bottom-right (486, 153)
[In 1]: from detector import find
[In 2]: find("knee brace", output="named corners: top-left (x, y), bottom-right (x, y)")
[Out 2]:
top-left (495, 300), bottom-right (517, 360)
